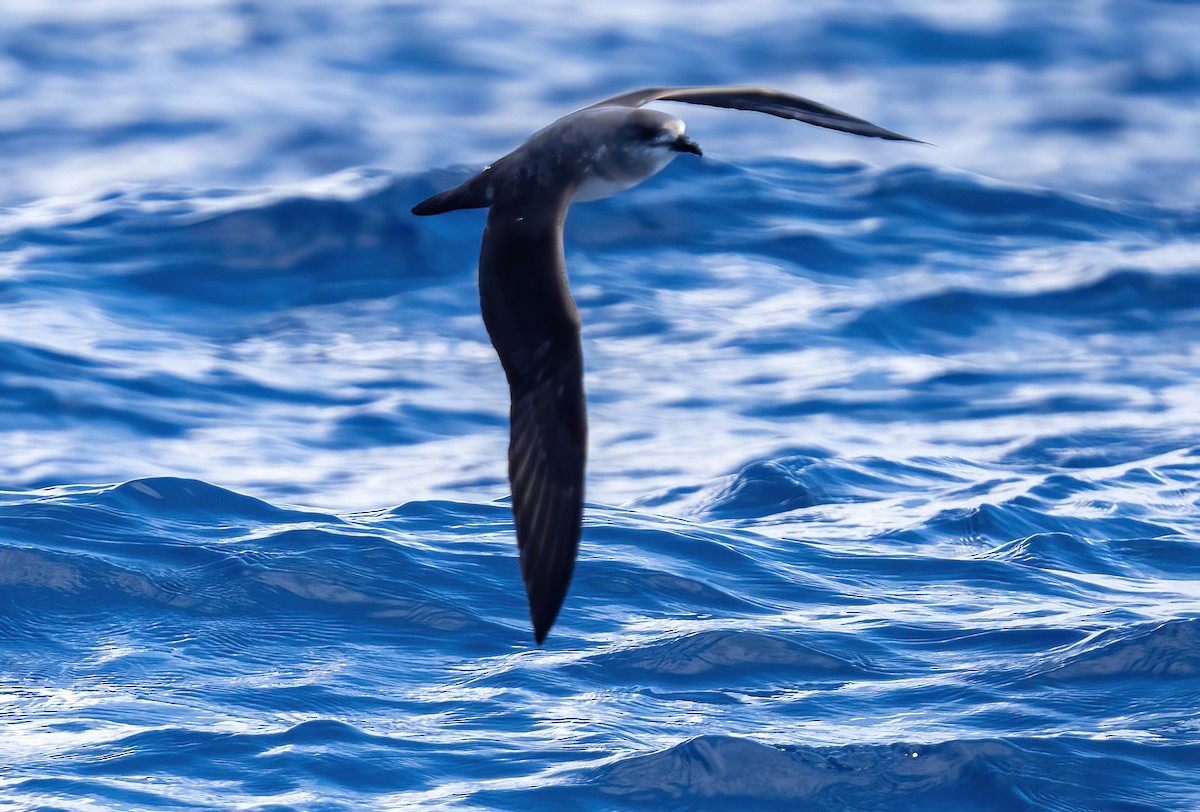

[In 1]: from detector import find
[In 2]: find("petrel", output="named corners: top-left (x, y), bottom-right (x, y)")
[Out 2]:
top-left (412, 86), bottom-right (917, 644)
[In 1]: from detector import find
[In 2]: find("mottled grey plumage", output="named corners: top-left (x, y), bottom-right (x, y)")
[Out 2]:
top-left (412, 86), bottom-right (916, 645)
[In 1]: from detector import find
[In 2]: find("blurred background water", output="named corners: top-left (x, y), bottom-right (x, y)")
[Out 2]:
top-left (2, 1), bottom-right (1200, 809)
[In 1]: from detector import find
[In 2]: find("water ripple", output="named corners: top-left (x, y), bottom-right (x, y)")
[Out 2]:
top-left (5, 2), bottom-right (1200, 806)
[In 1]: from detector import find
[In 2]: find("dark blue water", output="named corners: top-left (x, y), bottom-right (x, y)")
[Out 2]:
top-left (3, 2), bottom-right (1200, 810)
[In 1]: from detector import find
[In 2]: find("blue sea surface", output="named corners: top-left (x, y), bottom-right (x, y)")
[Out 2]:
top-left (3, 1), bottom-right (1200, 810)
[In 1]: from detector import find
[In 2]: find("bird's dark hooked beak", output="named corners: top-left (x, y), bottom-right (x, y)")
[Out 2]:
top-left (671, 135), bottom-right (703, 156)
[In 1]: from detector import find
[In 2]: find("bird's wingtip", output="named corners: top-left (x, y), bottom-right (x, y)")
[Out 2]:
top-left (411, 197), bottom-right (442, 216)
top-left (889, 132), bottom-right (933, 145)
top-left (411, 175), bottom-right (493, 216)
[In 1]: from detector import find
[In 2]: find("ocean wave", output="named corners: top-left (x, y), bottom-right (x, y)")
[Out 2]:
top-left (583, 734), bottom-right (1198, 811)
top-left (572, 630), bottom-right (876, 685)
top-left (1035, 618), bottom-right (1200, 681)
top-left (6, 3), bottom-right (1200, 802)
top-left (593, 735), bottom-right (1022, 808)
top-left (846, 268), bottom-right (1200, 345)
top-left (4, 170), bottom-right (475, 312)
top-left (697, 451), bottom-right (968, 518)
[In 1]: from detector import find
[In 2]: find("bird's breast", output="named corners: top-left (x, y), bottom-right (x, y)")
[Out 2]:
top-left (570, 146), bottom-right (679, 204)
top-left (569, 172), bottom-right (644, 203)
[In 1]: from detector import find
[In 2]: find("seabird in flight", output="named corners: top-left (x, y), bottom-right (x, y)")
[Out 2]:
top-left (412, 86), bottom-right (918, 644)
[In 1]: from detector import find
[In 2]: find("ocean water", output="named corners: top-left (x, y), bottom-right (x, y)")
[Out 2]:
top-left (3, 1), bottom-right (1200, 810)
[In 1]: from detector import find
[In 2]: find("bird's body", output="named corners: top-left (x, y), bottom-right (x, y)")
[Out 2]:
top-left (413, 86), bottom-right (916, 644)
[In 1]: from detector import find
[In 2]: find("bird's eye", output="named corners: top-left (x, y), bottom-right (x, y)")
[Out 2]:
top-left (632, 124), bottom-right (660, 141)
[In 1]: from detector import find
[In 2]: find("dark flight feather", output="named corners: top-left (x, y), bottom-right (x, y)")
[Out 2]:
top-left (590, 85), bottom-right (922, 142)
top-left (478, 200), bottom-right (585, 645)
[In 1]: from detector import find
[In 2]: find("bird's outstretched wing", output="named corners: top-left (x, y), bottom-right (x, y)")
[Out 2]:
top-left (589, 85), bottom-right (921, 142)
top-left (479, 202), bottom-right (586, 645)
top-left (507, 354), bottom-right (586, 644)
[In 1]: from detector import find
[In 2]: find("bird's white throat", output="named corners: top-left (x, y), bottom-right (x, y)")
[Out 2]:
top-left (571, 147), bottom-right (678, 203)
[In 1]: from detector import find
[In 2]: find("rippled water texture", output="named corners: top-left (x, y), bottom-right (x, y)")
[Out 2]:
top-left (2, 1), bottom-right (1200, 810)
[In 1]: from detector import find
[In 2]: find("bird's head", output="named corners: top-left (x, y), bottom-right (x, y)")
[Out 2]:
top-left (620, 108), bottom-right (703, 163)
top-left (566, 106), bottom-right (703, 203)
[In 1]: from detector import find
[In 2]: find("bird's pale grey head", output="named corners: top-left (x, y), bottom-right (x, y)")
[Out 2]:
top-left (570, 107), bottom-right (702, 203)
top-left (620, 107), bottom-right (703, 157)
